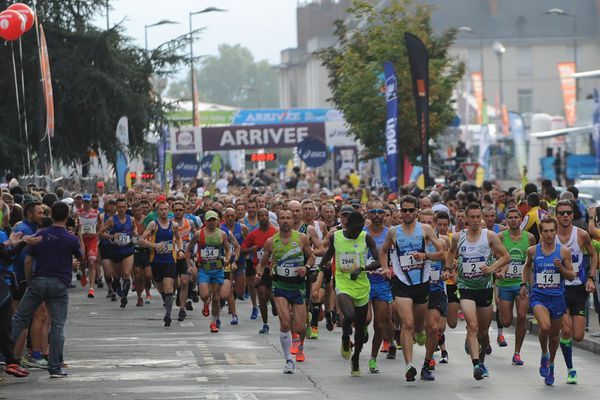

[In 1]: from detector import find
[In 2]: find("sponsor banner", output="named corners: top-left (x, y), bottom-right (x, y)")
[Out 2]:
top-left (508, 112), bottom-right (527, 176)
top-left (202, 123), bottom-right (326, 151)
top-left (383, 61), bottom-right (399, 192)
top-left (298, 137), bottom-right (328, 168)
top-left (158, 125), bottom-right (168, 187)
top-left (232, 108), bottom-right (343, 125)
top-left (115, 116), bottom-right (129, 192)
top-left (39, 25), bottom-right (55, 138)
top-left (471, 72), bottom-right (483, 125)
top-left (324, 120), bottom-right (355, 147)
top-left (557, 62), bottom-right (577, 127)
top-left (174, 154), bottom-right (199, 180)
top-left (168, 110), bottom-right (237, 126)
top-left (405, 32), bottom-right (431, 185)
top-left (170, 126), bottom-right (201, 154)
top-left (593, 89), bottom-right (600, 174)
top-left (334, 146), bottom-right (358, 177)
top-left (200, 154), bottom-right (214, 175)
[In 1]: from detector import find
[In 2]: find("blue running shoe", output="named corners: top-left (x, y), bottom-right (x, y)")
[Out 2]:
top-left (545, 366), bottom-right (555, 386)
top-left (539, 354), bottom-right (550, 377)
top-left (420, 368), bottom-right (435, 381)
top-left (473, 364), bottom-right (484, 381)
top-left (480, 363), bottom-right (489, 377)
top-left (231, 315), bottom-right (239, 325)
top-left (250, 307), bottom-right (259, 320)
top-left (216, 318), bottom-right (221, 329)
top-left (258, 324), bottom-right (269, 334)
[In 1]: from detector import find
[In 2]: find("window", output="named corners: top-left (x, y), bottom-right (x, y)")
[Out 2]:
top-left (518, 89), bottom-right (533, 113)
top-left (467, 47), bottom-right (482, 72)
top-left (517, 47), bottom-right (532, 75)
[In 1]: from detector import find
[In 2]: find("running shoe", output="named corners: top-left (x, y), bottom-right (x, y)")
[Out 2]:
top-left (202, 302), bottom-right (210, 317)
top-left (97, 279), bottom-right (104, 288)
top-left (258, 324), bottom-right (269, 334)
top-left (110, 292), bottom-right (117, 302)
top-left (185, 300), bottom-right (193, 311)
top-left (368, 359), bottom-right (380, 373)
top-left (49, 368), bottom-right (68, 378)
top-left (485, 344), bottom-right (492, 355)
top-left (191, 290), bottom-right (199, 303)
top-left (405, 364), bottom-right (417, 382)
top-left (5, 364), bottom-right (29, 378)
top-left (283, 359), bottom-right (295, 374)
top-left (380, 340), bottom-right (390, 353)
top-left (80, 274), bottom-right (87, 288)
top-left (136, 297), bottom-right (143, 307)
top-left (567, 369), bottom-right (578, 384)
top-left (178, 309), bottom-right (187, 322)
top-left (250, 306), bottom-right (259, 320)
top-left (164, 315), bottom-right (172, 327)
top-left (497, 334), bottom-right (507, 347)
top-left (420, 367), bottom-right (435, 381)
top-left (429, 358), bottom-right (436, 371)
top-left (87, 288), bottom-right (95, 298)
top-left (545, 366), bottom-right (555, 386)
top-left (216, 319), bottom-right (221, 329)
top-left (415, 330), bottom-right (426, 346)
top-left (291, 334), bottom-right (300, 355)
top-left (512, 353), bottom-right (524, 366)
top-left (480, 363), bottom-right (489, 377)
top-left (458, 311), bottom-right (465, 320)
top-left (145, 294), bottom-right (152, 304)
top-left (440, 350), bottom-right (449, 364)
top-left (296, 348), bottom-right (305, 362)
top-left (23, 356), bottom-right (48, 369)
top-left (473, 364), bottom-right (484, 381)
top-left (386, 344), bottom-right (397, 360)
top-left (210, 322), bottom-right (219, 333)
top-left (325, 312), bottom-right (334, 331)
top-left (341, 337), bottom-right (351, 360)
top-left (539, 354), bottom-right (550, 377)
top-left (351, 358), bottom-right (361, 377)
top-left (310, 326), bottom-right (319, 339)
top-left (76, 272), bottom-right (81, 281)
top-left (231, 315), bottom-right (239, 325)
top-left (120, 296), bottom-right (128, 308)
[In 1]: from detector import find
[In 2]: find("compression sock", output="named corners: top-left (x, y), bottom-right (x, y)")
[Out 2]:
top-left (164, 293), bottom-right (174, 317)
top-left (122, 279), bottom-right (131, 298)
top-left (438, 333), bottom-right (445, 346)
top-left (560, 338), bottom-right (573, 369)
top-left (280, 331), bottom-right (292, 360)
top-left (311, 303), bottom-right (321, 327)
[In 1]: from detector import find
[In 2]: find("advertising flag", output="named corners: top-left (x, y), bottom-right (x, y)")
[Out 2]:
top-left (557, 62), bottom-right (577, 127)
top-left (471, 72), bottom-right (483, 125)
top-left (593, 89), bottom-right (600, 173)
top-left (115, 116), bottom-right (129, 192)
top-left (405, 33), bottom-right (431, 185)
top-left (192, 71), bottom-right (200, 127)
top-left (39, 25), bottom-right (54, 139)
top-left (508, 112), bottom-right (527, 177)
top-left (383, 61), bottom-right (399, 192)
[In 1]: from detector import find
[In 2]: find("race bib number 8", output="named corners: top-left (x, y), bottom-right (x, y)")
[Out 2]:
top-left (506, 261), bottom-right (524, 279)
top-left (536, 272), bottom-right (560, 288)
top-left (201, 247), bottom-right (218, 260)
top-left (339, 253), bottom-right (359, 273)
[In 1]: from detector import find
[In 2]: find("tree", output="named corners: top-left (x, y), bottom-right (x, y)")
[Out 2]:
top-left (167, 44), bottom-right (279, 108)
top-left (0, 0), bottom-right (190, 174)
top-left (317, 0), bottom-right (464, 161)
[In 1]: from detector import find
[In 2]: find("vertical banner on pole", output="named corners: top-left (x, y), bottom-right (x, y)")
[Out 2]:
top-left (158, 125), bottom-right (168, 188)
top-left (557, 62), bottom-right (577, 127)
top-left (471, 72), bottom-right (483, 125)
top-left (383, 61), bottom-right (399, 192)
top-left (192, 71), bottom-right (200, 126)
top-left (39, 25), bottom-right (54, 139)
top-left (508, 112), bottom-right (527, 177)
top-left (593, 89), bottom-right (600, 174)
top-left (115, 116), bottom-right (129, 192)
top-left (405, 33), bottom-right (430, 186)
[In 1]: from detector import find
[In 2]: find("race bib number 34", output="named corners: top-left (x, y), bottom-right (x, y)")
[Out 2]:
top-left (201, 247), bottom-right (218, 260)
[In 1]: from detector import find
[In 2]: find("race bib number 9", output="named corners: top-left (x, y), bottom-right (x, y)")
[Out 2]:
top-left (339, 252), bottom-right (359, 273)
top-left (536, 272), bottom-right (560, 288)
top-left (276, 263), bottom-right (302, 277)
top-left (201, 247), bottom-right (219, 260)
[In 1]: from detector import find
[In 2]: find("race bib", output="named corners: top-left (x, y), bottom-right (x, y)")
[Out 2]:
top-left (114, 233), bottom-right (131, 246)
top-left (158, 242), bottom-right (173, 254)
top-left (276, 263), bottom-right (302, 277)
top-left (506, 261), bottom-right (524, 279)
top-left (339, 252), bottom-right (359, 273)
top-left (399, 253), bottom-right (423, 271)
top-left (82, 224), bottom-right (96, 235)
top-left (572, 264), bottom-right (580, 275)
top-left (430, 270), bottom-right (440, 282)
top-left (201, 247), bottom-right (219, 260)
top-left (256, 249), bottom-right (265, 261)
top-left (536, 272), bottom-right (560, 288)
top-left (462, 257), bottom-right (486, 279)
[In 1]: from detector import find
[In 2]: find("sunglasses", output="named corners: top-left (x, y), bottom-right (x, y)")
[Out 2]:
top-left (173, 209), bottom-right (184, 212)
top-left (401, 208), bottom-right (417, 213)
top-left (557, 210), bottom-right (573, 216)
top-left (368, 209), bottom-right (385, 214)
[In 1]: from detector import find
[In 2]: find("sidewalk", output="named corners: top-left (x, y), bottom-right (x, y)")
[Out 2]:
top-left (527, 301), bottom-right (600, 354)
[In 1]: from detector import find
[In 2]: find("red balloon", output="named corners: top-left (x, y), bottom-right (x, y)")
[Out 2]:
top-left (7, 3), bottom-right (35, 32)
top-left (0, 10), bottom-right (26, 41)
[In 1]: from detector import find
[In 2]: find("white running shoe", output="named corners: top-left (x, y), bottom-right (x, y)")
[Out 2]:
top-left (283, 359), bottom-right (295, 374)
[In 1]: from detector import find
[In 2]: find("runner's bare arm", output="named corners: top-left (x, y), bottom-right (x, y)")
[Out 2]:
top-left (308, 225), bottom-right (325, 257)
top-left (378, 228), bottom-right (395, 270)
top-left (485, 231), bottom-right (510, 274)
top-left (445, 234), bottom-right (459, 271)
top-left (557, 246), bottom-right (575, 281)
top-left (317, 235), bottom-right (336, 271)
top-left (257, 237), bottom-right (273, 277)
top-left (365, 234), bottom-right (380, 271)
top-left (185, 231), bottom-right (199, 267)
top-left (580, 229), bottom-right (598, 292)
top-left (422, 224), bottom-right (444, 261)
top-left (140, 221), bottom-right (160, 249)
top-left (98, 218), bottom-right (114, 240)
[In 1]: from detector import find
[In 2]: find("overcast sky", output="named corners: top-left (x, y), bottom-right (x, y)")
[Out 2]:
top-left (95, 0), bottom-right (298, 64)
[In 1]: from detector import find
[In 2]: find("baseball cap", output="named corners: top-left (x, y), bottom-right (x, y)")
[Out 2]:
top-left (82, 194), bottom-right (92, 202)
top-left (156, 195), bottom-right (167, 202)
top-left (205, 210), bottom-right (219, 221)
top-left (340, 205), bottom-right (354, 215)
top-left (334, 195), bottom-right (343, 201)
top-left (350, 199), bottom-right (361, 207)
top-left (203, 191), bottom-right (211, 197)
top-left (96, 181), bottom-right (105, 188)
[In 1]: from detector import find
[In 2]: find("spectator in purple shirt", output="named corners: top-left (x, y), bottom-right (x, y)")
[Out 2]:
top-left (11, 202), bottom-right (83, 378)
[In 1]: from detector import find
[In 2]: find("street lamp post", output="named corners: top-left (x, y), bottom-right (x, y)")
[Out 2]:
top-left (543, 8), bottom-right (578, 100)
top-left (189, 7), bottom-right (227, 126)
top-left (492, 40), bottom-right (506, 107)
top-left (144, 20), bottom-right (179, 51)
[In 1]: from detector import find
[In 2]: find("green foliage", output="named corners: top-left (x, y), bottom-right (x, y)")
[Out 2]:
top-left (167, 44), bottom-right (279, 108)
top-left (317, 0), bottom-right (464, 161)
top-left (0, 0), bottom-right (190, 174)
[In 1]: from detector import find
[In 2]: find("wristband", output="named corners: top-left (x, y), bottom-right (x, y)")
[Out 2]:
top-left (519, 282), bottom-right (527, 287)
top-left (588, 275), bottom-right (596, 282)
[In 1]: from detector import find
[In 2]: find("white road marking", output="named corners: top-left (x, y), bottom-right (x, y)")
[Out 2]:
top-left (234, 393), bottom-right (259, 400)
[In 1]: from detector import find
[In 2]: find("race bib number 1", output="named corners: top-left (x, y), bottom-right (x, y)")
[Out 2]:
top-left (399, 254), bottom-right (422, 270)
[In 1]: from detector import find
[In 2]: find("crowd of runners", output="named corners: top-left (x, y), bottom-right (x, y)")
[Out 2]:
top-left (1, 176), bottom-right (600, 385)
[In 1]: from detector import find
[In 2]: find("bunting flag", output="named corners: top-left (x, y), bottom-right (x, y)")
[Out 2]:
top-left (383, 61), bottom-right (399, 192)
top-left (39, 25), bottom-right (54, 139)
top-left (557, 62), bottom-right (577, 127)
top-left (404, 33), bottom-right (430, 186)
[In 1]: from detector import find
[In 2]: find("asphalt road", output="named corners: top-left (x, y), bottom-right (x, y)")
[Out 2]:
top-left (2, 284), bottom-right (600, 400)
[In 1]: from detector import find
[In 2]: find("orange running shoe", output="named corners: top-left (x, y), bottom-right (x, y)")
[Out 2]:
top-left (291, 333), bottom-right (300, 355)
top-left (429, 358), bottom-right (436, 371)
top-left (210, 322), bottom-right (219, 333)
top-left (87, 288), bottom-right (95, 298)
top-left (202, 302), bottom-right (210, 317)
top-left (296, 348), bottom-right (306, 362)
top-left (381, 340), bottom-right (390, 353)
